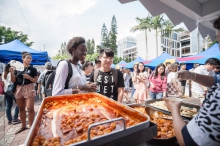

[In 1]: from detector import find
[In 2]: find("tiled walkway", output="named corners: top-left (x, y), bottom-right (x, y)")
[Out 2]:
top-left (0, 101), bottom-right (40, 146)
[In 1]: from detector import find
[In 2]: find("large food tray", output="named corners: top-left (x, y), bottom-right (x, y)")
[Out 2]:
top-left (145, 99), bottom-right (200, 120)
top-left (24, 93), bottom-right (151, 146)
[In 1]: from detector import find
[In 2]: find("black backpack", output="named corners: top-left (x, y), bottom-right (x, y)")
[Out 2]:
top-left (42, 60), bottom-right (73, 97)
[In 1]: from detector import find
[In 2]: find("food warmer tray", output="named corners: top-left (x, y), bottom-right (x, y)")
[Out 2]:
top-left (145, 99), bottom-right (200, 120)
top-left (127, 104), bottom-right (183, 146)
top-left (24, 93), bottom-right (152, 146)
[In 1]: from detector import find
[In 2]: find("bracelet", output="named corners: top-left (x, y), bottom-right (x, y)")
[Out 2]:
top-left (191, 72), bottom-right (196, 80)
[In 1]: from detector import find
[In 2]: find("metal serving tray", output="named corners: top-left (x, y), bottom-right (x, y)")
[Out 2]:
top-left (145, 99), bottom-right (200, 120)
top-left (24, 93), bottom-right (150, 146)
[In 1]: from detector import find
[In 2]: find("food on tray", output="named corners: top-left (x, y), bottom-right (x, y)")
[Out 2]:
top-left (132, 106), bottom-right (174, 139)
top-left (31, 97), bottom-right (146, 146)
top-left (149, 101), bottom-right (198, 118)
top-left (152, 117), bottom-right (175, 139)
top-left (133, 107), bottom-right (147, 114)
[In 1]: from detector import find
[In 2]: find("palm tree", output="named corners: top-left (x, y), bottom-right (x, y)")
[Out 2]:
top-left (150, 15), bottom-right (165, 57)
top-left (162, 20), bottom-right (184, 56)
top-left (130, 16), bottom-right (151, 59)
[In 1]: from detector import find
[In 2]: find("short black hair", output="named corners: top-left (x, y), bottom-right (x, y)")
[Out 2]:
top-left (82, 61), bottom-right (93, 70)
top-left (213, 16), bottom-right (220, 30)
top-left (175, 62), bottom-right (180, 65)
top-left (95, 56), bottom-right (101, 64)
top-left (99, 48), bottom-right (114, 57)
top-left (21, 51), bottom-right (31, 58)
top-left (204, 58), bottom-right (220, 66)
top-left (180, 63), bottom-right (186, 66)
top-left (66, 37), bottom-right (85, 54)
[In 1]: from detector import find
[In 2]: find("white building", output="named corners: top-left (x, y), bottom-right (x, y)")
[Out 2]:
top-left (117, 36), bottom-right (137, 58)
top-left (135, 29), bottom-right (204, 60)
top-left (180, 30), bottom-right (203, 57)
top-left (136, 30), bottom-right (181, 60)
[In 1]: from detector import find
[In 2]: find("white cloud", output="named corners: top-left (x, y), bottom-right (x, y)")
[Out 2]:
top-left (0, 0), bottom-right (97, 56)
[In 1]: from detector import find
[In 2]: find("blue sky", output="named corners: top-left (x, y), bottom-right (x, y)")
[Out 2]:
top-left (0, 0), bottom-right (151, 57)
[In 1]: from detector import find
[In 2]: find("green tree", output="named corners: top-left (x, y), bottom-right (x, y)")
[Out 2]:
top-left (131, 16), bottom-right (151, 57)
top-left (86, 39), bottom-right (92, 54)
top-left (161, 20), bottom-right (184, 56)
top-left (52, 50), bottom-right (69, 60)
top-left (85, 53), bottom-right (99, 61)
top-left (0, 26), bottom-right (34, 46)
top-left (150, 15), bottom-right (165, 57)
top-left (96, 45), bottom-right (101, 53)
top-left (109, 15), bottom-right (118, 54)
top-left (91, 39), bottom-right (95, 54)
top-left (101, 23), bottom-right (110, 48)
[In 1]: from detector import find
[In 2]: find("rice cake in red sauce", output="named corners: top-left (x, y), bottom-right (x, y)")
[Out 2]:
top-left (32, 97), bottom-right (146, 146)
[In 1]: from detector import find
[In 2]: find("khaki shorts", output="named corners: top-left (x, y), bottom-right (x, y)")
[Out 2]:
top-left (14, 83), bottom-right (36, 99)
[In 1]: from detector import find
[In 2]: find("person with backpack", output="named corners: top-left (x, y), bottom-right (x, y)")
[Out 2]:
top-left (52, 37), bottom-right (96, 96)
top-left (149, 63), bottom-right (167, 99)
top-left (90, 48), bottom-right (125, 103)
top-left (37, 62), bottom-right (52, 98)
top-left (10, 52), bottom-right (38, 134)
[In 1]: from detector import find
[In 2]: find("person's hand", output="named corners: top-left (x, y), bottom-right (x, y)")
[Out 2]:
top-left (9, 67), bottom-right (15, 74)
top-left (22, 74), bottom-right (31, 79)
top-left (151, 83), bottom-right (155, 88)
top-left (178, 91), bottom-right (183, 97)
top-left (84, 82), bottom-right (97, 92)
top-left (37, 90), bottom-right (40, 95)
top-left (163, 98), bottom-right (182, 113)
top-left (177, 70), bottom-right (193, 80)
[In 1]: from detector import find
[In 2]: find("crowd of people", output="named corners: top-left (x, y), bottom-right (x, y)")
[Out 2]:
top-left (0, 15), bottom-right (219, 146)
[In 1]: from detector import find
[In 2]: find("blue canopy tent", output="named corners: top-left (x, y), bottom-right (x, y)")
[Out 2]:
top-left (144, 52), bottom-right (175, 67)
top-left (177, 43), bottom-right (220, 64)
top-left (115, 60), bottom-right (127, 69)
top-left (124, 56), bottom-right (145, 68)
top-left (0, 40), bottom-right (50, 65)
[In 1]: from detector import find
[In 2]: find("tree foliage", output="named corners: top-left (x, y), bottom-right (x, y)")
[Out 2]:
top-left (96, 45), bottom-right (101, 53)
top-left (0, 26), bottom-right (34, 46)
top-left (109, 15), bottom-right (118, 54)
top-left (86, 53), bottom-right (99, 62)
top-left (100, 15), bottom-right (118, 55)
top-left (101, 23), bottom-right (110, 48)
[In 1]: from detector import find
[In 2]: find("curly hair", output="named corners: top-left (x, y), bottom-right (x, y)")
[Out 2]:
top-left (213, 16), bottom-right (220, 30)
top-left (66, 37), bottom-right (85, 54)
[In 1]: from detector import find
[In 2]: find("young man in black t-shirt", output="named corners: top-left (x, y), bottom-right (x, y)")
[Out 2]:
top-left (90, 49), bottom-right (124, 102)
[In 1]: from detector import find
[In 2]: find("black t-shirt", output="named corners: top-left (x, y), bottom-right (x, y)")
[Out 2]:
top-left (90, 70), bottom-right (124, 101)
top-left (15, 66), bottom-right (38, 85)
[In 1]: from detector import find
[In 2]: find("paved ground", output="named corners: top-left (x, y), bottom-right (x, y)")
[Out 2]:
top-left (0, 99), bottom-right (41, 146)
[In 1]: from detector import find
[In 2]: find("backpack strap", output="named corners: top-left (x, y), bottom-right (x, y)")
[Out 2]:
top-left (64, 60), bottom-right (73, 89)
top-left (93, 69), bottom-right (100, 83)
top-left (111, 68), bottom-right (118, 89)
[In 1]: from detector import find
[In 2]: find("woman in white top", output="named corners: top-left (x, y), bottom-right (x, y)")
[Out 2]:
top-left (52, 37), bottom-right (96, 96)
top-left (167, 63), bottom-right (182, 97)
top-left (2, 64), bottom-right (20, 125)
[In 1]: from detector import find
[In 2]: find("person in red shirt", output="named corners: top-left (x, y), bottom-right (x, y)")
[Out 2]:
top-left (149, 63), bottom-right (167, 99)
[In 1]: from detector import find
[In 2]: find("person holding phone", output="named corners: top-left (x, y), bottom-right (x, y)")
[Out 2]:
top-left (10, 52), bottom-right (38, 134)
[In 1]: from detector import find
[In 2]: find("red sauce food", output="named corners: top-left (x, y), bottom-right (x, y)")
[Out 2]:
top-left (31, 97), bottom-right (145, 146)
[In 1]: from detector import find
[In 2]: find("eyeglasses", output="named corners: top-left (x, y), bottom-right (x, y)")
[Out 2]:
top-left (102, 56), bottom-right (113, 61)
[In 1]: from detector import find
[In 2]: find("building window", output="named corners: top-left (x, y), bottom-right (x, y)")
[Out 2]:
top-left (173, 33), bottom-right (177, 40)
